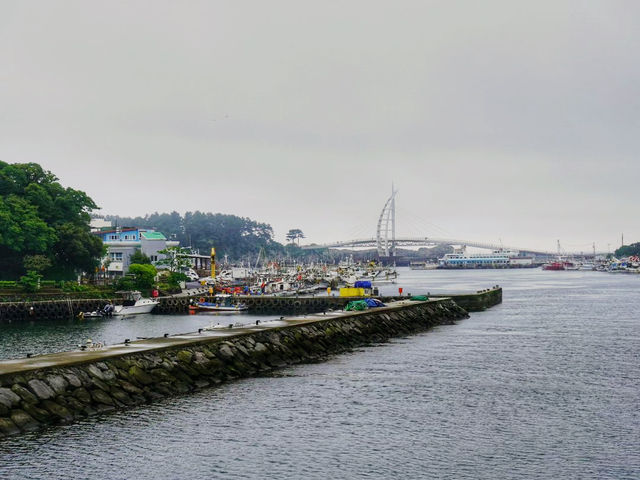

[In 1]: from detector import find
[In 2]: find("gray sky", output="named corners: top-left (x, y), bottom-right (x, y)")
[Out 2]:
top-left (1, 1), bottom-right (638, 252)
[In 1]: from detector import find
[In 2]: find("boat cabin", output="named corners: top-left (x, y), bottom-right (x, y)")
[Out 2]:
top-left (115, 290), bottom-right (143, 306)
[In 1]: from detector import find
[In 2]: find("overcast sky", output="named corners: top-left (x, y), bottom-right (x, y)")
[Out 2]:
top-left (1, 1), bottom-right (638, 252)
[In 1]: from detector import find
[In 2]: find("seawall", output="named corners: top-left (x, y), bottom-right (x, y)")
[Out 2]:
top-left (0, 286), bottom-right (501, 321)
top-left (0, 298), bottom-right (468, 437)
top-left (425, 286), bottom-right (502, 312)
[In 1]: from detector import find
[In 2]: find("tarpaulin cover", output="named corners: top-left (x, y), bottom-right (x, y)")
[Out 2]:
top-left (344, 300), bottom-right (369, 311)
top-left (354, 281), bottom-right (372, 288)
top-left (409, 295), bottom-right (429, 301)
top-left (364, 298), bottom-right (385, 307)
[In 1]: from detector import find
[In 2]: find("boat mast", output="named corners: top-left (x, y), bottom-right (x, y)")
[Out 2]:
top-left (391, 182), bottom-right (396, 257)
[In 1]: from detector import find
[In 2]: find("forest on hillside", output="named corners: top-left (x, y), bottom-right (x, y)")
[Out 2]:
top-left (615, 243), bottom-right (640, 258)
top-left (105, 212), bottom-right (326, 262)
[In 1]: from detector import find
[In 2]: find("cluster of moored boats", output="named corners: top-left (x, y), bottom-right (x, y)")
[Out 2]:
top-left (78, 260), bottom-right (399, 320)
top-left (542, 255), bottom-right (640, 273)
top-left (206, 258), bottom-right (398, 296)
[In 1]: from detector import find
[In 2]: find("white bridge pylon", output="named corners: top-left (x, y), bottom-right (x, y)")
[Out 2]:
top-left (376, 186), bottom-right (397, 257)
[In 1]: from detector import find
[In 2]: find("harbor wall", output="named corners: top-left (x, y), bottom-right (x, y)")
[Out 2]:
top-left (0, 299), bottom-right (468, 437)
top-left (133, 286), bottom-right (501, 314)
top-left (425, 286), bottom-right (502, 312)
top-left (0, 287), bottom-right (501, 322)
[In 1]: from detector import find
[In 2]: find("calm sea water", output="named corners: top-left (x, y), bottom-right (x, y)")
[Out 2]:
top-left (1, 268), bottom-right (639, 479)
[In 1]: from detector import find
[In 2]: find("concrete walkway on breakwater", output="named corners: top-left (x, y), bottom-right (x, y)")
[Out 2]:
top-left (0, 301), bottom-right (419, 376)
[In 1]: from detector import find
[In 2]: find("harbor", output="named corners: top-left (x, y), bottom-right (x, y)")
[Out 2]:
top-left (1, 269), bottom-right (638, 479)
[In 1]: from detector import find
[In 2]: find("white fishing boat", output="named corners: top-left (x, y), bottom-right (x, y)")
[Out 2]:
top-left (112, 291), bottom-right (159, 316)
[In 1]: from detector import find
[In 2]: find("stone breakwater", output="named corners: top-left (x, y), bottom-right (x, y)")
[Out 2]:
top-left (418, 286), bottom-right (502, 312)
top-left (0, 299), bottom-right (468, 438)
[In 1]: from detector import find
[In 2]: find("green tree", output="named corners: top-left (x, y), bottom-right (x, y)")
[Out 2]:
top-left (129, 249), bottom-right (151, 265)
top-left (19, 270), bottom-right (41, 293)
top-left (156, 246), bottom-right (193, 272)
top-left (116, 263), bottom-right (157, 292)
top-left (23, 254), bottom-right (52, 273)
top-left (129, 264), bottom-right (157, 291)
top-left (115, 276), bottom-right (136, 292)
top-left (615, 243), bottom-right (640, 257)
top-left (165, 271), bottom-right (188, 290)
top-left (51, 223), bottom-right (105, 279)
top-left (286, 229), bottom-right (305, 245)
top-left (0, 195), bottom-right (56, 253)
top-left (0, 162), bottom-right (103, 279)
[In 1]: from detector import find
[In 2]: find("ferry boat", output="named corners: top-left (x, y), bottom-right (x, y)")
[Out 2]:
top-left (438, 249), bottom-right (519, 268)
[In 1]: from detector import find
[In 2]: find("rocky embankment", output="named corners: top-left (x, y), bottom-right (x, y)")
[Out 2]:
top-left (0, 299), bottom-right (468, 437)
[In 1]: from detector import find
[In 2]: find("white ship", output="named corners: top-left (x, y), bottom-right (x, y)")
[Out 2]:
top-left (439, 248), bottom-right (525, 268)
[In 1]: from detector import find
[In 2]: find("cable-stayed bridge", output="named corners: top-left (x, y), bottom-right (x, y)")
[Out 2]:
top-left (304, 236), bottom-right (558, 256)
top-left (302, 188), bottom-right (594, 258)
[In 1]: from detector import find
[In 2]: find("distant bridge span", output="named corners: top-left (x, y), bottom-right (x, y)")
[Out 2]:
top-left (302, 236), bottom-right (559, 256)
top-left (301, 188), bottom-right (599, 258)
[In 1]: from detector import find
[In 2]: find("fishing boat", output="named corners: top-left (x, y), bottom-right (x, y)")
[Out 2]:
top-left (112, 291), bottom-right (159, 316)
top-left (78, 303), bottom-right (115, 319)
top-left (409, 261), bottom-right (437, 270)
top-left (563, 260), bottom-right (580, 270)
top-left (189, 294), bottom-right (248, 313)
top-left (542, 261), bottom-right (565, 271)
